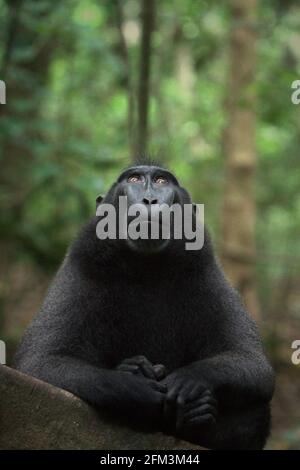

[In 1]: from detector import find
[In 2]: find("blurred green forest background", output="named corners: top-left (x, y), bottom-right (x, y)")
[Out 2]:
top-left (0, 0), bottom-right (300, 449)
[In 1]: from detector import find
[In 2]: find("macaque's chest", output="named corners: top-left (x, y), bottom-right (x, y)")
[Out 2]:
top-left (96, 278), bottom-right (211, 372)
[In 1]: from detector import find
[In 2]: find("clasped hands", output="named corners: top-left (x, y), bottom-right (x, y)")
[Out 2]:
top-left (115, 355), bottom-right (217, 434)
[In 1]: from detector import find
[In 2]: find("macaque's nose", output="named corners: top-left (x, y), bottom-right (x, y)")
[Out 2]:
top-left (143, 196), bottom-right (158, 205)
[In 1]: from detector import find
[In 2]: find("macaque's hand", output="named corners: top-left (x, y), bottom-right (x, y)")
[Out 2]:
top-left (175, 386), bottom-right (217, 433)
top-left (161, 367), bottom-right (217, 432)
top-left (116, 355), bottom-right (167, 380)
top-left (106, 370), bottom-right (167, 427)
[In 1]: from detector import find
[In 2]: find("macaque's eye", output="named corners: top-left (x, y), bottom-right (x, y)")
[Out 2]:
top-left (154, 176), bottom-right (168, 185)
top-left (128, 174), bottom-right (143, 183)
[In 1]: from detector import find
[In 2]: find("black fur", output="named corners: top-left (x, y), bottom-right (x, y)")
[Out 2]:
top-left (14, 165), bottom-right (275, 449)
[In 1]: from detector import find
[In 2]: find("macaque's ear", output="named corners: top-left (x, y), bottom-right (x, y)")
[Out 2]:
top-left (96, 195), bottom-right (103, 209)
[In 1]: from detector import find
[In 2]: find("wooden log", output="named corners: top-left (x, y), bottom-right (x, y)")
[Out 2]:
top-left (0, 365), bottom-right (201, 450)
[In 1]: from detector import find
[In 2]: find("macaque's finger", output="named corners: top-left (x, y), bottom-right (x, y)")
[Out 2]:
top-left (175, 394), bottom-right (186, 431)
top-left (117, 364), bottom-right (140, 374)
top-left (187, 413), bottom-right (216, 426)
top-left (184, 394), bottom-right (217, 413)
top-left (140, 363), bottom-right (157, 380)
top-left (122, 355), bottom-right (152, 366)
top-left (149, 380), bottom-right (168, 393)
top-left (153, 364), bottom-right (167, 380)
top-left (164, 383), bottom-right (182, 425)
top-left (119, 356), bottom-right (156, 379)
top-left (185, 384), bottom-right (210, 403)
top-left (183, 403), bottom-right (217, 423)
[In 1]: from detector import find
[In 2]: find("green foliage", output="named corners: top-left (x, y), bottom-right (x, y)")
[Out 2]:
top-left (0, 0), bottom-right (299, 282)
top-left (0, 0), bottom-right (300, 449)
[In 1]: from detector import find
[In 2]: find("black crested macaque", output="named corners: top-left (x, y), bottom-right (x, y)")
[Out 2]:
top-left (14, 165), bottom-right (275, 449)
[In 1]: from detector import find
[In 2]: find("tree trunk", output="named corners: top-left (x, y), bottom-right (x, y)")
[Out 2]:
top-left (221, 0), bottom-right (260, 320)
top-left (0, 0), bottom-right (59, 202)
top-left (135, 0), bottom-right (156, 158)
top-left (0, 365), bottom-right (203, 450)
top-left (0, 1), bottom-right (59, 338)
top-left (106, 0), bottom-right (135, 156)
